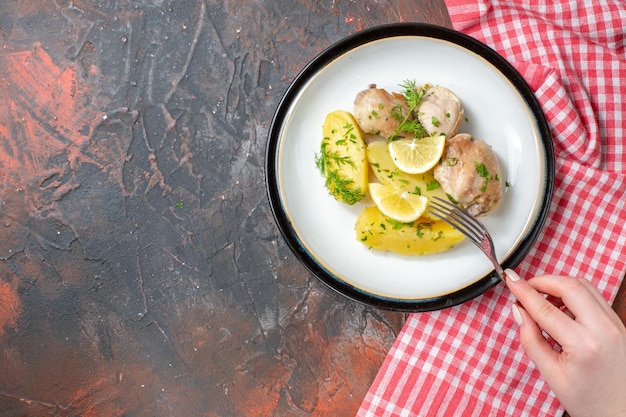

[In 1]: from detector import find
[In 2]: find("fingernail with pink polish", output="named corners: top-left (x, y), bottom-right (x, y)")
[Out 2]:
top-left (511, 304), bottom-right (523, 325)
top-left (505, 268), bottom-right (521, 282)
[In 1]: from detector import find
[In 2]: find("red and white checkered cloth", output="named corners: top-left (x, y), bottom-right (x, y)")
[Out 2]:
top-left (357, 1), bottom-right (626, 416)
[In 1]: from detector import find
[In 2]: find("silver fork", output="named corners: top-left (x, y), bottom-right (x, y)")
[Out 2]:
top-left (427, 196), bottom-right (506, 282)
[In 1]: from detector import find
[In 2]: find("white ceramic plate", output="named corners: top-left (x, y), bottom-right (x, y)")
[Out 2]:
top-left (266, 24), bottom-right (554, 311)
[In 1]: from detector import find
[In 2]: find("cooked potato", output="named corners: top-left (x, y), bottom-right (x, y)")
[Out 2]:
top-left (317, 110), bottom-right (368, 205)
top-left (355, 206), bottom-right (465, 255)
top-left (366, 140), bottom-right (447, 220)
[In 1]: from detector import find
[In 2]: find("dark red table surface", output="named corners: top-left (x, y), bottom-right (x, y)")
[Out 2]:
top-left (1, 1), bottom-right (624, 416)
top-left (0, 2), bottom-right (451, 416)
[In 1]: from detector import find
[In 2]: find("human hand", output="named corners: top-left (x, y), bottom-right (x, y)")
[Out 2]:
top-left (505, 269), bottom-right (626, 417)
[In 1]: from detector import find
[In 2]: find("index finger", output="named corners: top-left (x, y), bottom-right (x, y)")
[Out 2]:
top-left (505, 270), bottom-right (580, 346)
top-left (525, 274), bottom-right (619, 328)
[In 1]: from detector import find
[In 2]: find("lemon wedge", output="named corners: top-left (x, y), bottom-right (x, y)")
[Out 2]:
top-left (368, 183), bottom-right (428, 223)
top-left (388, 134), bottom-right (446, 174)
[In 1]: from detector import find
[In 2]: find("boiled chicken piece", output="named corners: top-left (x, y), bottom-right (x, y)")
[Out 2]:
top-left (433, 133), bottom-right (502, 217)
top-left (353, 84), bottom-right (411, 138)
top-left (417, 86), bottom-right (464, 137)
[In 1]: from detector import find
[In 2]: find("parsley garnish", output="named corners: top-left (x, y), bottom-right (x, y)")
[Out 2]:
top-left (432, 230), bottom-right (444, 241)
top-left (445, 157), bottom-right (458, 166)
top-left (426, 180), bottom-right (440, 191)
top-left (416, 222), bottom-right (432, 238)
top-left (386, 219), bottom-right (406, 230)
top-left (475, 162), bottom-right (490, 178)
top-left (474, 161), bottom-right (500, 192)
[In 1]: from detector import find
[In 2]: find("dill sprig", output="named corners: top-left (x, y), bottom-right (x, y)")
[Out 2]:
top-left (388, 80), bottom-right (429, 142)
top-left (315, 140), bottom-right (365, 205)
top-left (316, 142), bottom-right (355, 171)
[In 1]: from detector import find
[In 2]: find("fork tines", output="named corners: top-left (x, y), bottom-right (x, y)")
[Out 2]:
top-left (426, 196), bottom-right (485, 246)
top-left (427, 196), bottom-right (505, 282)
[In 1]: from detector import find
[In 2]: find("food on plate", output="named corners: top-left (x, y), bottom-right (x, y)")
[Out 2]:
top-left (355, 206), bottom-right (465, 255)
top-left (433, 133), bottom-right (502, 217)
top-left (367, 140), bottom-right (446, 221)
top-left (387, 133), bottom-right (446, 174)
top-left (368, 183), bottom-right (428, 223)
top-left (316, 110), bottom-right (368, 205)
top-left (353, 84), bottom-right (411, 137)
top-left (317, 80), bottom-right (504, 256)
top-left (416, 86), bottom-right (464, 138)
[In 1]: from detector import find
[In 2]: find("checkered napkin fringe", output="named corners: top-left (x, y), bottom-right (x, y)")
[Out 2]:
top-left (357, 1), bottom-right (626, 416)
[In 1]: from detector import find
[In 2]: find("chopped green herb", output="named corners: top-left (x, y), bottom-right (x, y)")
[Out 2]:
top-left (445, 157), bottom-right (458, 166)
top-left (431, 116), bottom-right (440, 127)
top-left (446, 193), bottom-right (459, 204)
top-left (474, 161), bottom-right (500, 193)
top-left (475, 162), bottom-right (490, 178)
top-left (432, 231), bottom-right (444, 241)
top-left (386, 219), bottom-right (405, 230)
top-left (416, 222), bottom-right (432, 238)
top-left (426, 180), bottom-right (440, 191)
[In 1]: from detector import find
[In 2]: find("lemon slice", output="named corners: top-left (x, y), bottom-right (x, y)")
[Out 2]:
top-left (388, 134), bottom-right (446, 174)
top-left (368, 183), bottom-right (428, 223)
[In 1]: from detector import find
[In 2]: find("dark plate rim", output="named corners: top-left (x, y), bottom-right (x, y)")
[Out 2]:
top-left (265, 23), bottom-right (555, 312)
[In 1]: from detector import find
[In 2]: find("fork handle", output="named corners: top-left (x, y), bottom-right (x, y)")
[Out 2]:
top-left (492, 262), bottom-right (506, 282)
